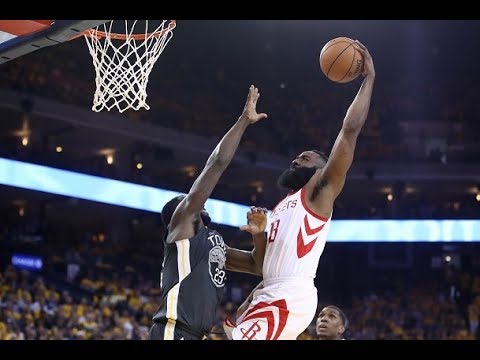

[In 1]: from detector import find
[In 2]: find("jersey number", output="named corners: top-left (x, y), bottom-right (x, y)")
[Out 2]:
top-left (214, 268), bottom-right (226, 284)
top-left (268, 219), bottom-right (280, 243)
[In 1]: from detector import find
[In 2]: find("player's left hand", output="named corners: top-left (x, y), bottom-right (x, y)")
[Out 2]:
top-left (240, 206), bottom-right (268, 235)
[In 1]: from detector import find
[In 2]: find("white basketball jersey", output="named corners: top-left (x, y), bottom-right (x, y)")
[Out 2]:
top-left (263, 187), bottom-right (331, 280)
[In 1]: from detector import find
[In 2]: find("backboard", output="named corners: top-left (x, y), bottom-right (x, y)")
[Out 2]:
top-left (0, 20), bottom-right (110, 65)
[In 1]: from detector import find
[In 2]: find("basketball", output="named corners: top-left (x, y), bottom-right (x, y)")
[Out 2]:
top-left (319, 37), bottom-right (364, 83)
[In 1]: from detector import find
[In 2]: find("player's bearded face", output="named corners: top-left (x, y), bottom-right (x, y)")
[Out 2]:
top-left (277, 166), bottom-right (317, 191)
top-left (201, 210), bottom-right (211, 226)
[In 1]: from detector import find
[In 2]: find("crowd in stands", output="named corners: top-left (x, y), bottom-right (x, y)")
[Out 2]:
top-left (1, 239), bottom-right (479, 340)
top-left (0, 265), bottom-right (152, 340)
top-left (1, 211), bottom-right (480, 340)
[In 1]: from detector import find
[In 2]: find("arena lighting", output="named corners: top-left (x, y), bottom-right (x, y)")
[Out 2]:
top-left (0, 157), bottom-right (479, 242)
top-left (0, 157), bottom-right (250, 228)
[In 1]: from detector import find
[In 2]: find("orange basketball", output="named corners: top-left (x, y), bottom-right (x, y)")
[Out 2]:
top-left (319, 37), bottom-right (364, 83)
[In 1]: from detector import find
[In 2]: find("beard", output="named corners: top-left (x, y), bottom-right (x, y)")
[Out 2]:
top-left (201, 211), bottom-right (212, 227)
top-left (277, 166), bottom-right (317, 192)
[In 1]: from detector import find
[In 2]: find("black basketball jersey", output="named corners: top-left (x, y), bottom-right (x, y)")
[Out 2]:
top-left (152, 226), bottom-right (227, 334)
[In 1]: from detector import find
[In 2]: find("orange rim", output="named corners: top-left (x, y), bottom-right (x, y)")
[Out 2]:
top-left (74, 20), bottom-right (176, 41)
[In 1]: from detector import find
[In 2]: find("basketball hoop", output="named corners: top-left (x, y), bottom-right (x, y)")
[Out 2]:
top-left (81, 20), bottom-right (176, 113)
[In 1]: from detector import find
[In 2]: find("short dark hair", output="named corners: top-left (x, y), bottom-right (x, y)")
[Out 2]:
top-left (324, 305), bottom-right (348, 328)
top-left (311, 150), bottom-right (329, 164)
top-left (161, 195), bottom-right (186, 227)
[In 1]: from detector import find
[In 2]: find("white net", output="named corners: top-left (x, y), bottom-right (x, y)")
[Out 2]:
top-left (83, 20), bottom-right (175, 113)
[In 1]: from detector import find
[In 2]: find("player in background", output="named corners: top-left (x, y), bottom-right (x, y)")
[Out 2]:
top-left (316, 305), bottom-right (348, 340)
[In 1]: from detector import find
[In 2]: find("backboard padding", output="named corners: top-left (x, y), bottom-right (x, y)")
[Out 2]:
top-left (0, 20), bottom-right (110, 65)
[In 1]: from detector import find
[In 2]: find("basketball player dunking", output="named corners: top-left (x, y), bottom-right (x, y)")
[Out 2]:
top-left (225, 40), bottom-right (375, 340)
top-left (149, 86), bottom-right (269, 340)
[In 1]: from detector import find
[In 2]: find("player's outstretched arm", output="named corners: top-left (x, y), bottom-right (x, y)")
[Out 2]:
top-left (320, 40), bottom-right (375, 199)
top-left (170, 86), bottom-right (268, 233)
top-left (226, 207), bottom-right (268, 275)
